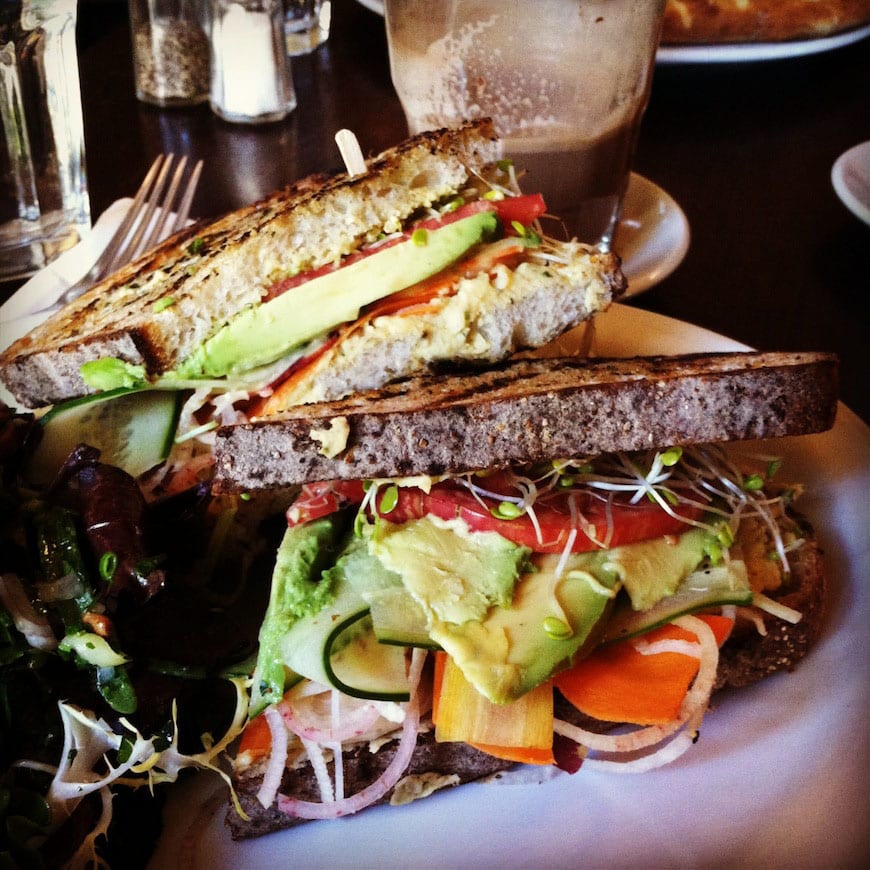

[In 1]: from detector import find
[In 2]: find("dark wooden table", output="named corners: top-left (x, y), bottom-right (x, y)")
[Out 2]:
top-left (8, 0), bottom-right (870, 422)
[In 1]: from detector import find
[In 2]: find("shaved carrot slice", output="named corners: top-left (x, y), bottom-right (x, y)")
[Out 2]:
top-left (237, 709), bottom-right (273, 762)
top-left (469, 743), bottom-right (555, 766)
top-left (248, 335), bottom-right (339, 417)
top-left (554, 614), bottom-right (733, 726)
top-left (433, 652), bottom-right (554, 765)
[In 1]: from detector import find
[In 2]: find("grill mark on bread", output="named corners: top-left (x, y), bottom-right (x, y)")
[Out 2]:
top-left (213, 351), bottom-right (839, 492)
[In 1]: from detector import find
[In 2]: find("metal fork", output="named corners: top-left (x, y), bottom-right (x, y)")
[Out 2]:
top-left (45, 153), bottom-right (203, 312)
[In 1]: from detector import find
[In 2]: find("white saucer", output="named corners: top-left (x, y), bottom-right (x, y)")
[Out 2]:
top-left (832, 140), bottom-right (870, 226)
top-left (616, 173), bottom-right (690, 296)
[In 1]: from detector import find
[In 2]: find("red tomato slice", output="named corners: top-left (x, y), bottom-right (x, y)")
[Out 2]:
top-left (372, 475), bottom-right (702, 553)
top-left (286, 480), bottom-right (366, 526)
top-left (491, 193), bottom-right (547, 229)
top-left (263, 193), bottom-right (546, 303)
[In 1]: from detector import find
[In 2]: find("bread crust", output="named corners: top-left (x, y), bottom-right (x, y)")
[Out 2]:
top-left (225, 507), bottom-right (827, 841)
top-left (662, 0), bottom-right (870, 44)
top-left (213, 351), bottom-right (839, 491)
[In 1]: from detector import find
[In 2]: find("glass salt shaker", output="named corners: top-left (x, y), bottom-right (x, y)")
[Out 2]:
top-left (128, 0), bottom-right (211, 106)
top-left (209, 0), bottom-right (297, 124)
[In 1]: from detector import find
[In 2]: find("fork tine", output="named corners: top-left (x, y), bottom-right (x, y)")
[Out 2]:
top-left (87, 154), bottom-right (165, 281)
top-left (172, 159), bottom-right (203, 234)
top-left (135, 155), bottom-right (189, 258)
top-left (121, 154), bottom-right (176, 265)
top-left (35, 153), bottom-right (204, 314)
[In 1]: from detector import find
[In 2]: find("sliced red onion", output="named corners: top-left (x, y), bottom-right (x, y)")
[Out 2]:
top-left (553, 715), bottom-right (685, 755)
top-left (278, 694), bottom-right (420, 820)
top-left (672, 615), bottom-right (719, 718)
top-left (633, 638), bottom-right (701, 657)
top-left (256, 706), bottom-right (288, 808)
top-left (581, 720), bottom-right (702, 774)
top-left (277, 650), bottom-right (426, 820)
top-left (279, 696), bottom-right (382, 744)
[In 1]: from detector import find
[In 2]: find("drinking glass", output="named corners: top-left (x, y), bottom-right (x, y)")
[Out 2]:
top-left (283, 0), bottom-right (330, 56)
top-left (384, 0), bottom-right (666, 249)
top-left (0, 0), bottom-right (90, 281)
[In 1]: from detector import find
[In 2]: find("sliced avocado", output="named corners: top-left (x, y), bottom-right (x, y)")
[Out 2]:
top-left (176, 209), bottom-right (499, 378)
top-left (595, 528), bottom-right (713, 612)
top-left (249, 515), bottom-right (347, 716)
top-left (369, 516), bottom-right (531, 625)
top-left (432, 553), bottom-right (619, 704)
top-left (365, 522), bottom-right (715, 705)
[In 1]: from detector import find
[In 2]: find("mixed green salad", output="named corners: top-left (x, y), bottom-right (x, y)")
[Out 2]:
top-left (0, 401), bottom-right (276, 867)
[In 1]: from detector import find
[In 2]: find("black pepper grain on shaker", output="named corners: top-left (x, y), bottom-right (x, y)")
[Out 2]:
top-left (129, 1), bottom-right (210, 107)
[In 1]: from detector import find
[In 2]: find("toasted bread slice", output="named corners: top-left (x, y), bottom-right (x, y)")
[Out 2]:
top-left (0, 122), bottom-right (504, 408)
top-left (213, 351), bottom-right (839, 492)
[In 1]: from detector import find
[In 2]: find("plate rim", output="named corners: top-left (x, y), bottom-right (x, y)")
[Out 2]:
top-left (359, 0), bottom-right (870, 64)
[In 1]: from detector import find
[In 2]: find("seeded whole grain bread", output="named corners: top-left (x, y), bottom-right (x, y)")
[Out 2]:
top-left (0, 121), bottom-right (504, 408)
top-left (213, 350), bottom-right (839, 492)
top-left (225, 507), bottom-right (827, 841)
top-left (662, 0), bottom-right (870, 44)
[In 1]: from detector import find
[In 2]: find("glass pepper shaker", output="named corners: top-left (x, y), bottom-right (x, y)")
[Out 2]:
top-left (128, 0), bottom-right (211, 107)
top-left (209, 0), bottom-right (297, 124)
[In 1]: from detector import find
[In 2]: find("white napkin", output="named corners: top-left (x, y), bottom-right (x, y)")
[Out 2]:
top-left (0, 199), bottom-right (196, 354)
top-left (1, 200), bottom-right (133, 324)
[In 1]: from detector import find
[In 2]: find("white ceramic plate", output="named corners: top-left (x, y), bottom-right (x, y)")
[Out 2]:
top-left (832, 140), bottom-right (870, 225)
top-left (615, 173), bottom-right (689, 296)
top-left (149, 304), bottom-right (870, 870)
top-left (657, 22), bottom-right (870, 63)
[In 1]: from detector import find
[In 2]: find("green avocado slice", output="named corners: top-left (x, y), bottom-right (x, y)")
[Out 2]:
top-left (176, 209), bottom-right (499, 378)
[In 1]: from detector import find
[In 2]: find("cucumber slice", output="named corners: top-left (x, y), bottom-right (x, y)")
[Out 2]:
top-left (602, 563), bottom-right (754, 644)
top-left (281, 583), bottom-right (412, 701)
top-left (327, 611), bottom-right (413, 701)
top-left (27, 388), bottom-right (182, 484)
